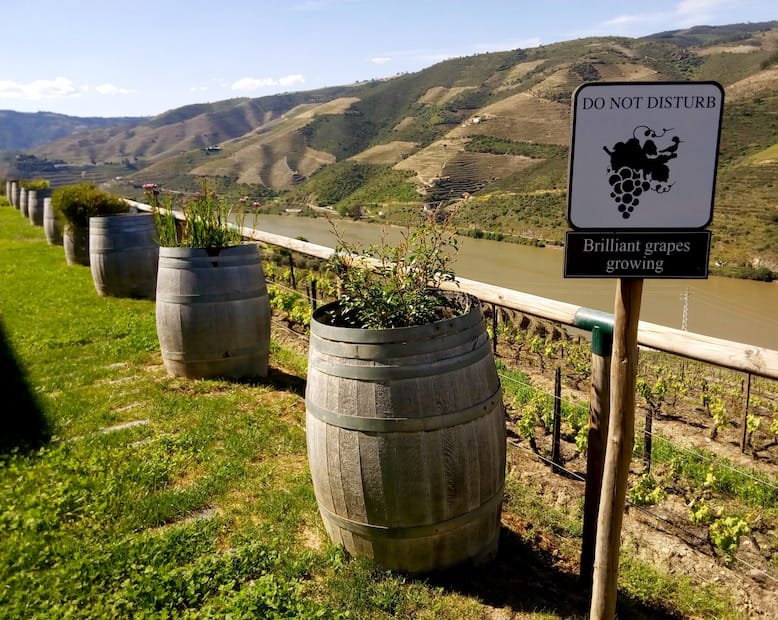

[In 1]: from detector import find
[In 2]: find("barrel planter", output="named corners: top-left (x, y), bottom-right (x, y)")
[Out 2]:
top-left (156, 244), bottom-right (271, 379)
top-left (10, 181), bottom-right (19, 209)
top-left (27, 189), bottom-right (48, 226)
top-left (43, 198), bottom-right (63, 245)
top-left (63, 223), bottom-right (90, 266)
top-left (305, 292), bottom-right (506, 574)
top-left (19, 188), bottom-right (28, 217)
top-left (89, 213), bottom-right (159, 299)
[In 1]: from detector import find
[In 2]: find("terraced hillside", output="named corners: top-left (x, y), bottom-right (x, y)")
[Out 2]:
top-left (2, 20), bottom-right (777, 274)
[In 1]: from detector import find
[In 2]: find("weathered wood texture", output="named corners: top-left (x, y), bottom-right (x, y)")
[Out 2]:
top-left (305, 295), bottom-right (506, 573)
top-left (43, 198), bottom-right (63, 246)
top-left (590, 278), bottom-right (643, 620)
top-left (10, 181), bottom-right (20, 209)
top-left (580, 340), bottom-right (611, 585)
top-left (63, 224), bottom-right (90, 266)
top-left (27, 190), bottom-right (47, 226)
top-left (89, 213), bottom-right (159, 299)
top-left (19, 187), bottom-right (28, 217)
top-left (156, 244), bottom-right (271, 379)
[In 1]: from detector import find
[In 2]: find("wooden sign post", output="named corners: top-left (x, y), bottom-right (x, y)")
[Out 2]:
top-left (564, 81), bottom-right (723, 618)
top-left (590, 278), bottom-right (642, 619)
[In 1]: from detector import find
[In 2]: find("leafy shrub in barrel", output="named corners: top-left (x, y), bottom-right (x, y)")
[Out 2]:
top-left (51, 183), bottom-right (128, 230)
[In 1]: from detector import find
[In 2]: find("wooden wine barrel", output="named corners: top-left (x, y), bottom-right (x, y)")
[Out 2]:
top-left (19, 188), bottom-right (28, 217)
top-left (156, 244), bottom-right (271, 379)
top-left (63, 224), bottom-right (90, 266)
top-left (89, 213), bottom-right (158, 299)
top-left (43, 198), bottom-right (63, 245)
top-left (27, 190), bottom-right (46, 226)
top-left (10, 181), bottom-right (20, 209)
top-left (306, 293), bottom-right (506, 574)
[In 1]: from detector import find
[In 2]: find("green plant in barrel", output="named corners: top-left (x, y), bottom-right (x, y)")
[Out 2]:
top-left (51, 183), bottom-right (129, 266)
top-left (306, 210), bottom-right (506, 574)
top-left (146, 178), bottom-right (270, 380)
top-left (325, 213), bottom-right (459, 328)
top-left (20, 178), bottom-right (50, 191)
top-left (144, 179), bottom-right (244, 248)
top-left (51, 183), bottom-right (128, 231)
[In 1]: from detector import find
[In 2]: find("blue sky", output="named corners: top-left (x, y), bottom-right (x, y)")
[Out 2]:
top-left (1, 0), bottom-right (775, 118)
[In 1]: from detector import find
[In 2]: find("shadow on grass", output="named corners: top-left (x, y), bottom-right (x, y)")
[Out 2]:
top-left (426, 525), bottom-right (683, 619)
top-left (233, 366), bottom-right (307, 399)
top-left (0, 320), bottom-right (50, 453)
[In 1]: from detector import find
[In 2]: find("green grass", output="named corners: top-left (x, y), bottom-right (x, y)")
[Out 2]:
top-left (0, 205), bottom-right (494, 618)
top-left (0, 204), bottom-right (746, 618)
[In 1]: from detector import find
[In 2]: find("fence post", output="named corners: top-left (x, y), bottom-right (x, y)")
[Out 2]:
top-left (492, 305), bottom-right (499, 356)
top-left (644, 405), bottom-right (653, 472)
top-left (311, 278), bottom-right (318, 311)
top-left (551, 366), bottom-right (563, 474)
top-left (572, 309), bottom-right (614, 587)
top-left (591, 278), bottom-right (643, 620)
top-left (287, 254), bottom-right (296, 290)
top-left (741, 373), bottom-right (752, 453)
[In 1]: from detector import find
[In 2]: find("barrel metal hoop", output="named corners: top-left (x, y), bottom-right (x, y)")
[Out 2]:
top-left (306, 387), bottom-right (502, 433)
top-left (310, 319), bottom-right (486, 359)
top-left (161, 345), bottom-right (264, 362)
top-left (159, 254), bottom-right (261, 269)
top-left (157, 287), bottom-right (267, 304)
top-left (310, 296), bottom-right (483, 344)
top-left (317, 484), bottom-right (503, 539)
top-left (310, 336), bottom-right (491, 381)
top-left (90, 246), bottom-right (157, 255)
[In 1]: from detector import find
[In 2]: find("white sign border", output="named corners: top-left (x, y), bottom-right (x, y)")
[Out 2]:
top-left (567, 80), bottom-right (724, 231)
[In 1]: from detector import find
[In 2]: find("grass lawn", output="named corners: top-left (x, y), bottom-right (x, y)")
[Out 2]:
top-left (0, 203), bottom-right (486, 618)
top-left (0, 202), bottom-right (741, 618)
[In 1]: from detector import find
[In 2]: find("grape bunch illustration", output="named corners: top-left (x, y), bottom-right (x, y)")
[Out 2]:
top-left (602, 126), bottom-right (682, 219)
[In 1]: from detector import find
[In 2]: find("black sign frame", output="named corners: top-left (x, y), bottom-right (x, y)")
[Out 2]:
top-left (564, 230), bottom-right (711, 279)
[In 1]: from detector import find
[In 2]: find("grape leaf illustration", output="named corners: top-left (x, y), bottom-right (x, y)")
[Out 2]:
top-left (602, 126), bottom-right (682, 219)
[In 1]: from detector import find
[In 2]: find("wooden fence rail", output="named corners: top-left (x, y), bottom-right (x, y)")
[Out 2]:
top-left (127, 199), bottom-right (778, 381)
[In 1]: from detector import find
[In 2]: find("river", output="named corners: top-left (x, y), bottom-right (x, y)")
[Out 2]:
top-left (251, 213), bottom-right (778, 351)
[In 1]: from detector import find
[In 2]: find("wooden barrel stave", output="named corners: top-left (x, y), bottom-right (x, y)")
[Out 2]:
top-left (89, 214), bottom-right (158, 299)
top-left (306, 295), bottom-right (505, 573)
top-left (155, 244), bottom-right (271, 379)
top-left (43, 198), bottom-right (63, 245)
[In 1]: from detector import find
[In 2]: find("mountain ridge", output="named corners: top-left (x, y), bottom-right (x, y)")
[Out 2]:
top-left (2, 20), bottom-right (777, 275)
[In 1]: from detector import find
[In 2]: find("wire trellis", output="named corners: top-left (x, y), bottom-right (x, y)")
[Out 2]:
top-left (261, 256), bottom-right (778, 588)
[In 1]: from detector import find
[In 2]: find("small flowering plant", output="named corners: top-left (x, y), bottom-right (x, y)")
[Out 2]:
top-left (144, 179), bottom-right (245, 248)
top-left (325, 211), bottom-right (461, 329)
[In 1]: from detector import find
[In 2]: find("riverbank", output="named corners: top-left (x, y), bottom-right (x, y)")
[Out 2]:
top-left (261, 204), bottom-right (776, 282)
top-left (251, 211), bottom-right (778, 350)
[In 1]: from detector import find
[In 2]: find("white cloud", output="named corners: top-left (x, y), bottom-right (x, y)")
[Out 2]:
top-left (279, 74), bottom-right (305, 87)
top-left (370, 57), bottom-right (392, 65)
top-left (675, 0), bottom-right (736, 25)
top-left (231, 74), bottom-right (305, 92)
top-left (600, 14), bottom-right (652, 29)
top-left (0, 77), bottom-right (81, 101)
top-left (599, 0), bottom-right (737, 35)
top-left (96, 83), bottom-right (130, 96)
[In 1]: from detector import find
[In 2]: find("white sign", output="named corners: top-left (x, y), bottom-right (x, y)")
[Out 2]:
top-left (567, 81), bottom-right (724, 230)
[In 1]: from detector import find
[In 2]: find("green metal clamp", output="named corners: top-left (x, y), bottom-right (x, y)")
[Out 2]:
top-left (573, 307), bottom-right (614, 357)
